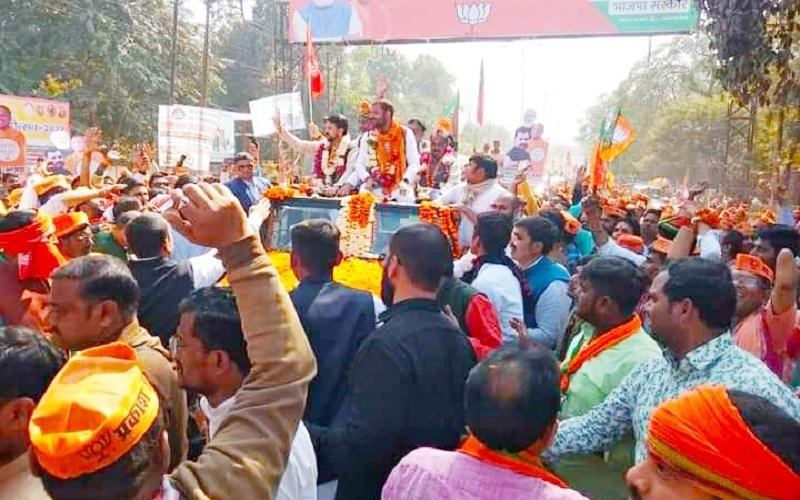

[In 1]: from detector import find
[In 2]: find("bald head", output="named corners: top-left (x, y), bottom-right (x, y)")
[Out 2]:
top-left (464, 347), bottom-right (560, 452)
top-left (491, 192), bottom-right (521, 218)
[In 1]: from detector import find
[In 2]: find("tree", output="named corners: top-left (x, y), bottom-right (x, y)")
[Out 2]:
top-left (0, 0), bottom-right (219, 143)
top-left (458, 122), bottom-right (511, 154)
top-left (337, 46), bottom-right (457, 128)
top-left (577, 36), bottom-right (727, 180)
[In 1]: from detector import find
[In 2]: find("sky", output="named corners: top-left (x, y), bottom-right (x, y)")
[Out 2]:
top-left (187, 1), bottom-right (673, 147)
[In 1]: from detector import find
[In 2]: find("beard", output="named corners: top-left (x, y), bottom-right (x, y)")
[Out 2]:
top-left (381, 267), bottom-right (395, 307)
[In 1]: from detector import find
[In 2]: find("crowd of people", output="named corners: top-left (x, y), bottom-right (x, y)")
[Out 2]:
top-left (0, 100), bottom-right (798, 500)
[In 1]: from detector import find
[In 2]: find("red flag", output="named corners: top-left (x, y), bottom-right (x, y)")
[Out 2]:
top-left (305, 23), bottom-right (324, 100)
top-left (477, 59), bottom-right (484, 126)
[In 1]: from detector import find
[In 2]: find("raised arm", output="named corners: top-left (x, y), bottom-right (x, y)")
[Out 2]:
top-left (170, 183), bottom-right (316, 499)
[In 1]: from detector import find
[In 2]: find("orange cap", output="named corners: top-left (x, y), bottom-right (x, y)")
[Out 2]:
top-left (29, 342), bottom-right (160, 480)
top-left (358, 101), bottom-right (371, 117)
top-left (734, 254), bottom-right (774, 283)
top-left (652, 236), bottom-right (671, 255)
top-left (617, 234), bottom-right (645, 254)
top-left (34, 174), bottom-right (71, 196)
top-left (692, 208), bottom-right (720, 229)
top-left (759, 209), bottom-right (777, 226)
top-left (6, 188), bottom-right (22, 208)
top-left (560, 210), bottom-right (581, 236)
top-left (603, 204), bottom-right (627, 219)
top-left (435, 118), bottom-right (452, 136)
top-left (53, 211), bottom-right (89, 239)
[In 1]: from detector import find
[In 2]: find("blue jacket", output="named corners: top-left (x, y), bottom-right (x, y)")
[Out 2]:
top-left (225, 177), bottom-right (270, 213)
top-left (522, 256), bottom-right (570, 328)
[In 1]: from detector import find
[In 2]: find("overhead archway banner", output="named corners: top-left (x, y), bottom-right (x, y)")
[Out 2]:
top-left (289, 0), bottom-right (699, 44)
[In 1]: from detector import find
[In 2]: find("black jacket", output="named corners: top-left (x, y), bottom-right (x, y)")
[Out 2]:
top-left (309, 298), bottom-right (476, 500)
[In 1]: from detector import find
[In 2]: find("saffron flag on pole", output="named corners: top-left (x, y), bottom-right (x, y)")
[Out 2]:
top-left (443, 92), bottom-right (460, 140)
top-left (477, 60), bottom-right (484, 126)
top-left (587, 108), bottom-right (635, 193)
top-left (597, 109), bottom-right (635, 164)
top-left (305, 23), bottom-right (324, 100)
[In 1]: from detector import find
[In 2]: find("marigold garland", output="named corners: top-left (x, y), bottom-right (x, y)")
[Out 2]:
top-left (338, 193), bottom-right (375, 256)
top-left (264, 186), bottom-right (297, 201)
top-left (347, 191), bottom-right (376, 229)
top-left (418, 200), bottom-right (460, 257)
top-left (266, 251), bottom-right (382, 296)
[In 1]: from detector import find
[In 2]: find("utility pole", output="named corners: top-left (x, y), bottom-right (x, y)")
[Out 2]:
top-left (169, 0), bottom-right (179, 105)
top-left (200, 0), bottom-right (212, 107)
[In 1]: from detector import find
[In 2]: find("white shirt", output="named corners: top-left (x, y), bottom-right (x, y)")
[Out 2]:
top-left (38, 194), bottom-right (69, 218)
top-left (188, 251), bottom-right (226, 289)
top-left (437, 182), bottom-right (513, 247)
top-left (471, 263), bottom-right (524, 343)
top-left (697, 230), bottom-right (722, 261)
top-left (596, 239), bottom-right (647, 267)
top-left (200, 396), bottom-right (318, 500)
top-left (345, 126), bottom-right (421, 190)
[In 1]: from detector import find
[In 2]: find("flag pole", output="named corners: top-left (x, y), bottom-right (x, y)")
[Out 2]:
top-left (306, 22), bottom-right (314, 127)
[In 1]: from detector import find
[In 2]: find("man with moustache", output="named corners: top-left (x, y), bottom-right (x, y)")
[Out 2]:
top-left (308, 223), bottom-right (475, 500)
top-left (276, 114), bottom-right (357, 191)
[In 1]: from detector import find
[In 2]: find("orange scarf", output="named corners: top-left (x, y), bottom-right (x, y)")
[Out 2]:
top-left (561, 315), bottom-right (642, 393)
top-left (0, 215), bottom-right (66, 281)
top-left (458, 436), bottom-right (569, 488)
top-left (375, 120), bottom-right (407, 187)
top-left (648, 385), bottom-right (800, 500)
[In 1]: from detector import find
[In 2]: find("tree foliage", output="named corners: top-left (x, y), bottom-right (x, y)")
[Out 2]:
top-left (699, 0), bottom-right (800, 106)
top-left (336, 46), bottom-right (457, 127)
top-left (0, 0), bottom-right (220, 143)
top-left (578, 36), bottom-right (721, 179)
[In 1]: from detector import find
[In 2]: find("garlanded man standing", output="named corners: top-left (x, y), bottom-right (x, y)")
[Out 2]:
top-left (340, 100), bottom-right (420, 201)
top-left (275, 114), bottom-right (357, 191)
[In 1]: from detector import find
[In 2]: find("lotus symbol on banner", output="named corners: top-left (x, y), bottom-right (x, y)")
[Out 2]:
top-left (455, 3), bottom-right (492, 34)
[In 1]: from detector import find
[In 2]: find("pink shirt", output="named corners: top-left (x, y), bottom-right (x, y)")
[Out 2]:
top-left (382, 447), bottom-right (590, 500)
top-left (733, 299), bottom-right (800, 383)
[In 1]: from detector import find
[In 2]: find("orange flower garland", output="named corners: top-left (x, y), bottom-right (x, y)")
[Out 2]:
top-left (418, 201), bottom-right (460, 257)
top-left (264, 186), bottom-right (297, 202)
top-left (347, 192), bottom-right (376, 229)
top-left (266, 251), bottom-right (382, 296)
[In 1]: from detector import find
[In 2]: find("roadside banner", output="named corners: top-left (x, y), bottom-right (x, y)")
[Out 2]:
top-left (158, 105), bottom-right (220, 172)
top-left (0, 94), bottom-right (71, 174)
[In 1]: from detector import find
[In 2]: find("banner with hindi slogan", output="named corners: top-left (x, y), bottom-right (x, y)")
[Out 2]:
top-left (288, 0), bottom-right (698, 44)
top-left (249, 92), bottom-right (306, 138)
top-left (158, 105), bottom-right (220, 173)
top-left (0, 94), bottom-right (71, 174)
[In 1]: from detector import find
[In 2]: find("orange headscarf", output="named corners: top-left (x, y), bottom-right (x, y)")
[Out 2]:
top-left (561, 315), bottom-right (642, 393)
top-left (648, 385), bottom-right (800, 500)
top-left (0, 213), bottom-right (67, 280)
top-left (734, 254), bottom-right (774, 283)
